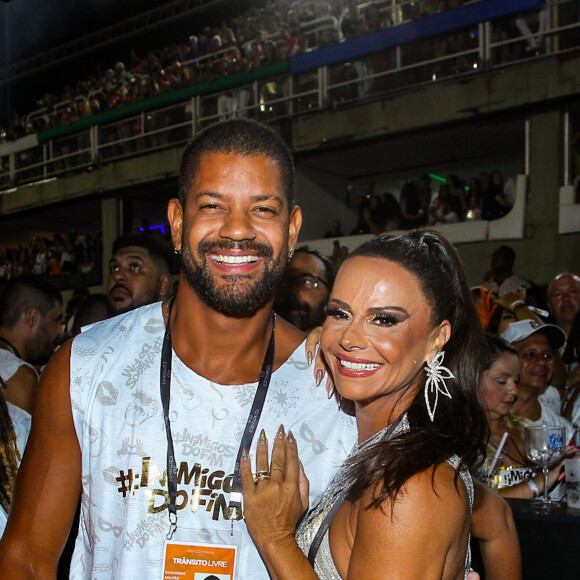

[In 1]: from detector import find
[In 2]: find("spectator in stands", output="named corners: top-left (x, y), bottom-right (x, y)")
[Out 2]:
top-left (274, 246), bottom-right (334, 332)
top-left (483, 245), bottom-right (531, 294)
top-left (501, 320), bottom-right (573, 442)
top-left (400, 181), bottom-right (428, 229)
top-left (323, 219), bottom-right (344, 239)
top-left (107, 232), bottom-right (172, 315)
top-left (478, 333), bottom-right (568, 499)
top-left (547, 272), bottom-right (580, 340)
top-left (445, 174), bottom-right (466, 218)
top-left (429, 183), bottom-right (459, 225)
top-left (0, 274), bottom-right (62, 403)
top-left (482, 170), bottom-right (512, 220)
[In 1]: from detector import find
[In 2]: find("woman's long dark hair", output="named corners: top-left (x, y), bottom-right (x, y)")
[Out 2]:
top-left (341, 231), bottom-right (488, 509)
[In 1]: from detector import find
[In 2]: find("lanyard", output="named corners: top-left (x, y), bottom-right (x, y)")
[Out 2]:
top-left (160, 299), bottom-right (276, 538)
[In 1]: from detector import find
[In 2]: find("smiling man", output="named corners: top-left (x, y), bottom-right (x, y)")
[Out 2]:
top-left (0, 120), bottom-right (355, 579)
top-left (107, 233), bottom-right (173, 315)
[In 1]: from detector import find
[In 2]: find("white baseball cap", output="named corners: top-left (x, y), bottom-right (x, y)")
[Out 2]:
top-left (500, 320), bottom-right (565, 350)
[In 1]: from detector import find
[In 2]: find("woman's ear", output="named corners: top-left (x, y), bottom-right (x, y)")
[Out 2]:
top-left (427, 320), bottom-right (451, 362)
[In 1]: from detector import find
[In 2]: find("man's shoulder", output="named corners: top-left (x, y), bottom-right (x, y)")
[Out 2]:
top-left (77, 302), bottom-right (163, 340)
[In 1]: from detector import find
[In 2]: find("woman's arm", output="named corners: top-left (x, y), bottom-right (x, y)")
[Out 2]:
top-left (471, 480), bottom-right (521, 580)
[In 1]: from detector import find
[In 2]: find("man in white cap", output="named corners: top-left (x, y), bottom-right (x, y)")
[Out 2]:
top-left (501, 320), bottom-right (573, 443)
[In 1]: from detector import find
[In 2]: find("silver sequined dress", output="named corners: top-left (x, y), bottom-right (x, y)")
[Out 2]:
top-left (295, 414), bottom-right (474, 580)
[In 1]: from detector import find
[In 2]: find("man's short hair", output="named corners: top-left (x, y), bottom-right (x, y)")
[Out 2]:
top-left (112, 233), bottom-right (172, 274)
top-left (178, 119), bottom-right (295, 208)
top-left (547, 272), bottom-right (580, 299)
top-left (294, 246), bottom-right (335, 289)
top-left (0, 275), bottom-right (62, 328)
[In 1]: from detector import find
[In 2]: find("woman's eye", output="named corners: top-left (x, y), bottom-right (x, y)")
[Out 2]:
top-left (370, 314), bottom-right (401, 327)
top-left (326, 307), bottom-right (350, 320)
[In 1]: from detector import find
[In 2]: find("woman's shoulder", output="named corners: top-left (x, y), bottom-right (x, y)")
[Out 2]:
top-left (347, 464), bottom-right (471, 578)
top-left (357, 463), bottom-right (469, 528)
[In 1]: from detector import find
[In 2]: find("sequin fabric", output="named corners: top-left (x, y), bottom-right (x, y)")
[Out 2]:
top-left (295, 414), bottom-right (474, 579)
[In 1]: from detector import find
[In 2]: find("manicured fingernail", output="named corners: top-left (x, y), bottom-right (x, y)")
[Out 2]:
top-left (278, 424), bottom-right (285, 439)
top-left (259, 429), bottom-right (266, 444)
top-left (307, 351), bottom-right (313, 366)
top-left (242, 448), bottom-right (248, 460)
top-left (316, 369), bottom-right (323, 386)
top-left (327, 383), bottom-right (335, 399)
top-left (288, 431), bottom-right (295, 443)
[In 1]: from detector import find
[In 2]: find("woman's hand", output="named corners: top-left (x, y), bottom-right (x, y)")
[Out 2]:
top-left (241, 426), bottom-right (309, 551)
top-left (493, 288), bottom-right (526, 312)
top-left (305, 326), bottom-right (334, 397)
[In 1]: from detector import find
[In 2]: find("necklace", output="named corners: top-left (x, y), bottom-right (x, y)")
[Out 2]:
top-left (0, 336), bottom-right (22, 360)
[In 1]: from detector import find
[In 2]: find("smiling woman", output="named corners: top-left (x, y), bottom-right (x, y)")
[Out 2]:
top-left (241, 230), bottom-right (490, 580)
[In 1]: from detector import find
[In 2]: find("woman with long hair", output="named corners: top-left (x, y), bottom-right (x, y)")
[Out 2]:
top-left (478, 333), bottom-right (564, 499)
top-left (242, 231), bottom-right (488, 579)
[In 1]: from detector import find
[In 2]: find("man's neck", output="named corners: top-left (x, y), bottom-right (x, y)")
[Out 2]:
top-left (168, 286), bottom-right (277, 385)
top-left (512, 385), bottom-right (542, 421)
top-left (0, 327), bottom-right (27, 362)
top-left (493, 269), bottom-right (513, 286)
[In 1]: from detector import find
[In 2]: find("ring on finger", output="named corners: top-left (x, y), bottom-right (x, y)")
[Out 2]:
top-left (254, 472), bottom-right (271, 483)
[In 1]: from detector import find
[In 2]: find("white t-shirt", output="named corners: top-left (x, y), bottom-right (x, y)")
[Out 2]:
top-left (69, 303), bottom-right (357, 579)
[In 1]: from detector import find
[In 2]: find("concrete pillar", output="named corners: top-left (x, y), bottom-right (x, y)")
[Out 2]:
top-left (100, 197), bottom-right (123, 284)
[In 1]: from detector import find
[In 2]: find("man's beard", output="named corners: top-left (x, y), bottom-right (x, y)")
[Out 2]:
top-left (181, 239), bottom-right (287, 318)
top-left (275, 296), bottom-right (326, 332)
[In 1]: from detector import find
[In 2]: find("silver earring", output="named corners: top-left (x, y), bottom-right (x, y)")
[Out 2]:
top-left (288, 247), bottom-right (294, 260)
top-left (174, 247), bottom-right (181, 255)
top-left (424, 351), bottom-right (454, 422)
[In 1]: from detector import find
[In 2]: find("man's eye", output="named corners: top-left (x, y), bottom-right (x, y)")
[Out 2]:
top-left (130, 263), bottom-right (141, 271)
top-left (254, 206), bottom-right (276, 215)
top-left (109, 265), bottom-right (119, 273)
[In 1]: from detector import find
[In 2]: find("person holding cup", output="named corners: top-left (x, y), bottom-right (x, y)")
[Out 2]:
top-left (479, 334), bottom-right (571, 499)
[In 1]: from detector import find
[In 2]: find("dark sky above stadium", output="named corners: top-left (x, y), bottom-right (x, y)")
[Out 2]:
top-left (0, 0), bottom-right (172, 64)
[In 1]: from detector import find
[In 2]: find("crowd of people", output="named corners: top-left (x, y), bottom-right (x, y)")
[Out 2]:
top-left (0, 233), bottom-right (101, 282)
top-left (334, 169), bottom-right (515, 238)
top-left (0, 119), bottom-right (578, 580)
top-left (1, 0), bottom-right (477, 141)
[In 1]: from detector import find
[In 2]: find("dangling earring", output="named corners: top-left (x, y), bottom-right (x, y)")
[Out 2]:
top-left (424, 351), bottom-right (454, 422)
top-left (337, 394), bottom-right (342, 411)
top-left (174, 247), bottom-right (181, 255)
top-left (288, 247), bottom-right (294, 260)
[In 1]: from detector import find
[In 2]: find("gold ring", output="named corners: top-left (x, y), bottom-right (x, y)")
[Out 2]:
top-left (254, 473), bottom-right (271, 483)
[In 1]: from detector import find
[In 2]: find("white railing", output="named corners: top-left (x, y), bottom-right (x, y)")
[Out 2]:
top-left (1, 1), bottom-right (579, 192)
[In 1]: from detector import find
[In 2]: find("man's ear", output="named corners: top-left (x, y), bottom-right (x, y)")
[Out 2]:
top-left (24, 306), bottom-right (40, 331)
top-left (168, 198), bottom-right (183, 253)
top-left (288, 205), bottom-right (302, 252)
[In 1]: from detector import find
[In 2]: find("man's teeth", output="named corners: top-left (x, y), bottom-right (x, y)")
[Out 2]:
top-left (211, 255), bottom-right (259, 264)
top-left (340, 360), bottom-right (380, 371)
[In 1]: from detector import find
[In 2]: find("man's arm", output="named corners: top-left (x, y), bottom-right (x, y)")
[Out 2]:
top-left (471, 480), bottom-right (521, 580)
top-left (0, 341), bottom-right (81, 578)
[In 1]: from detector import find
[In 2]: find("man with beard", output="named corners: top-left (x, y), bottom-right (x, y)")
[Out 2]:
top-left (0, 275), bottom-right (63, 415)
top-left (0, 120), bottom-right (356, 579)
top-left (0, 276), bottom-right (62, 536)
top-left (274, 246), bottom-right (334, 331)
top-left (107, 233), bottom-right (173, 315)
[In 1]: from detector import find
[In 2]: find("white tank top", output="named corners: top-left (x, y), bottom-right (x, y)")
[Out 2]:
top-left (69, 302), bottom-right (356, 579)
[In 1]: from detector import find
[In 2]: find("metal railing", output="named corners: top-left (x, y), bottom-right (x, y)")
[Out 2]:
top-left (1, 1), bottom-right (578, 192)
